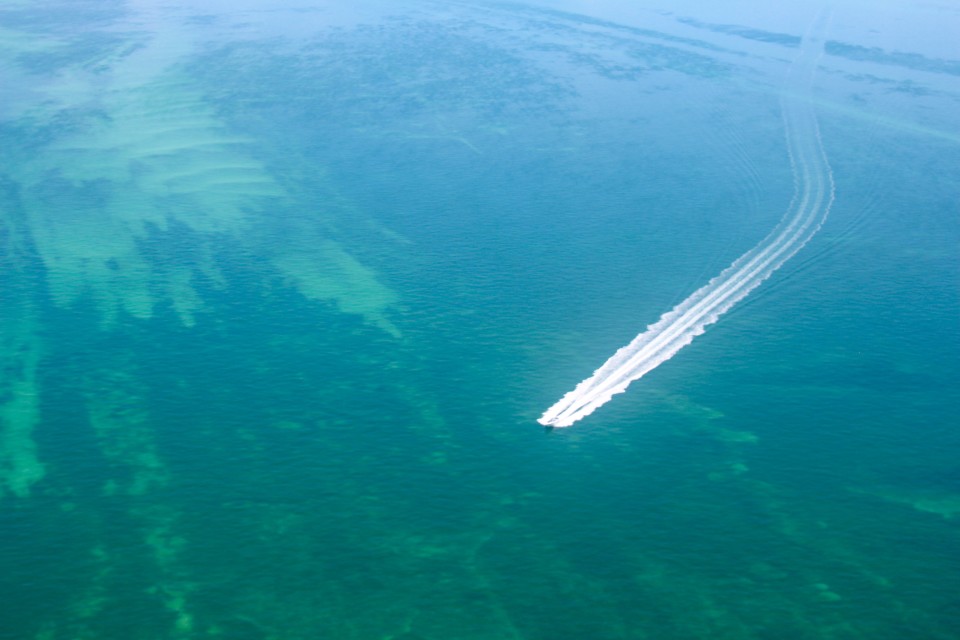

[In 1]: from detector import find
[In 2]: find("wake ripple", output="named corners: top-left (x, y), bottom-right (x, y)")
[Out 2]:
top-left (539, 15), bottom-right (835, 428)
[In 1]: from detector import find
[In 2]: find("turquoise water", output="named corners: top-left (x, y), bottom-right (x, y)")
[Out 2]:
top-left (2, 1), bottom-right (959, 638)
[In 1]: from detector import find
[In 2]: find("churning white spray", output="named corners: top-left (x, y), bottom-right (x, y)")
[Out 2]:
top-left (539, 15), bottom-right (835, 428)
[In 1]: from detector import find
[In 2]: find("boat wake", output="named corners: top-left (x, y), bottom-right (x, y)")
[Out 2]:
top-left (539, 15), bottom-right (835, 428)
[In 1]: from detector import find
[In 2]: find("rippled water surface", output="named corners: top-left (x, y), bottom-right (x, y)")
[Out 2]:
top-left (2, 1), bottom-right (958, 638)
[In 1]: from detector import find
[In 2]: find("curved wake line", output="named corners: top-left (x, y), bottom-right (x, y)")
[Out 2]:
top-left (539, 18), bottom-right (835, 428)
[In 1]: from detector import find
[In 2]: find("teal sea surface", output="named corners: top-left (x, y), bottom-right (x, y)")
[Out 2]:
top-left (2, 1), bottom-right (959, 638)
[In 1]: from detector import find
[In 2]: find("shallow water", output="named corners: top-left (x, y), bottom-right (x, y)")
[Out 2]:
top-left (1, 1), bottom-right (959, 638)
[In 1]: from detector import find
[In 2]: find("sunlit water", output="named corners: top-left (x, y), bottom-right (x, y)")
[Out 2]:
top-left (1, 1), bottom-right (958, 638)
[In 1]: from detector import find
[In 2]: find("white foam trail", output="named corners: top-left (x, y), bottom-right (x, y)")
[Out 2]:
top-left (539, 16), bottom-right (835, 428)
